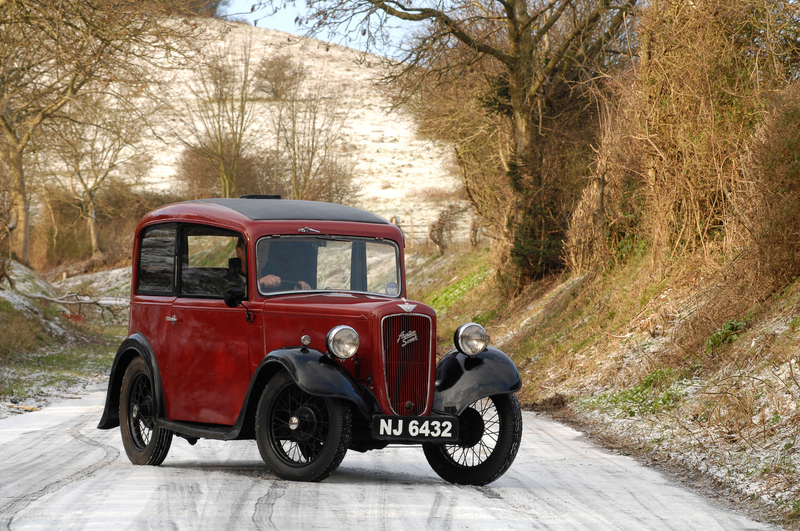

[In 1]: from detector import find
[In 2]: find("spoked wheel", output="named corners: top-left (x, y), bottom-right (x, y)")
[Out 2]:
top-left (255, 371), bottom-right (351, 482)
top-left (423, 393), bottom-right (522, 485)
top-left (119, 357), bottom-right (173, 465)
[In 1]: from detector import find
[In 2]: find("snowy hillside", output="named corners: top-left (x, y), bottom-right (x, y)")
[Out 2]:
top-left (145, 19), bottom-right (464, 244)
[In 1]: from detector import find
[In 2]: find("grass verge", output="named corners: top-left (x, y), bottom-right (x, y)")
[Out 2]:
top-left (0, 298), bottom-right (123, 413)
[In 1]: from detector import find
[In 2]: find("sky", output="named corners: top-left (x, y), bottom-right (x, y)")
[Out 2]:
top-left (222, 0), bottom-right (304, 35)
top-left (221, 0), bottom-right (412, 54)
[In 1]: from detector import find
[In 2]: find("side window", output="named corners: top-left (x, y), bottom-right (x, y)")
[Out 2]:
top-left (179, 226), bottom-right (246, 298)
top-left (137, 224), bottom-right (176, 295)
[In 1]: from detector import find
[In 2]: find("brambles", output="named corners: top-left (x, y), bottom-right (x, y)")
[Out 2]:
top-left (706, 319), bottom-right (747, 352)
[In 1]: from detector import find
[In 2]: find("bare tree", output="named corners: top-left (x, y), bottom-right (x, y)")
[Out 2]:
top-left (269, 70), bottom-right (359, 203)
top-left (0, 0), bottom-right (199, 264)
top-left (35, 92), bottom-right (152, 257)
top-left (405, 56), bottom-right (517, 265)
top-left (255, 0), bottom-right (637, 284)
top-left (173, 37), bottom-right (258, 198)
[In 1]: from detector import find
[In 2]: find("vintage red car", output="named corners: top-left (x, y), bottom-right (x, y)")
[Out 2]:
top-left (98, 197), bottom-right (522, 484)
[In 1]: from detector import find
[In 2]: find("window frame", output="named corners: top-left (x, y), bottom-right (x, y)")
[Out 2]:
top-left (255, 234), bottom-right (402, 298)
top-left (136, 223), bottom-right (178, 296)
top-left (176, 224), bottom-right (247, 300)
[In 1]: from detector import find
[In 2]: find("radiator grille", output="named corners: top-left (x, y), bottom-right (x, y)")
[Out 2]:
top-left (382, 314), bottom-right (432, 416)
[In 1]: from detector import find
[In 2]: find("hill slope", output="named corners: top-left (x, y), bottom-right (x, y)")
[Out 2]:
top-left (144, 19), bottom-right (465, 244)
top-left (408, 246), bottom-right (800, 528)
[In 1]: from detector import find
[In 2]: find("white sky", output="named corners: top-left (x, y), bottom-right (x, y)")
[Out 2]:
top-left (223, 0), bottom-right (304, 35)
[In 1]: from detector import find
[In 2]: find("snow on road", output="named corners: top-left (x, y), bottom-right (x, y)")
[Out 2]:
top-left (0, 384), bottom-right (776, 530)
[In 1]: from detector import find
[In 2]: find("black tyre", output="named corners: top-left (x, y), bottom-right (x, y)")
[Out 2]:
top-left (255, 371), bottom-right (351, 482)
top-left (119, 357), bottom-right (173, 465)
top-left (423, 393), bottom-right (522, 486)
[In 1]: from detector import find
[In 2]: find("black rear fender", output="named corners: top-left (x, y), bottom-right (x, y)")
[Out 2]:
top-left (97, 333), bottom-right (165, 430)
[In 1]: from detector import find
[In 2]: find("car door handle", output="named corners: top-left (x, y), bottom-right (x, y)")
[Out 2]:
top-left (165, 316), bottom-right (177, 324)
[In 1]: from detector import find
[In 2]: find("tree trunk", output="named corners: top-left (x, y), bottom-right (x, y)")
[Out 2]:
top-left (6, 149), bottom-right (30, 265)
top-left (87, 198), bottom-right (102, 258)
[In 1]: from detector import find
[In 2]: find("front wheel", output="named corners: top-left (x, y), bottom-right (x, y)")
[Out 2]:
top-left (423, 393), bottom-right (522, 485)
top-left (255, 371), bottom-right (351, 482)
top-left (119, 356), bottom-right (173, 465)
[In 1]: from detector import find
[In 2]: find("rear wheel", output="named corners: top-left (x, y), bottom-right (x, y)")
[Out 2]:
top-left (119, 357), bottom-right (173, 465)
top-left (255, 371), bottom-right (351, 482)
top-left (423, 393), bottom-right (522, 485)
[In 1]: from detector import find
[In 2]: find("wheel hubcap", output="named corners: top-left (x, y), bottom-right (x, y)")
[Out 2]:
top-left (460, 407), bottom-right (486, 447)
top-left (269, 386), bottom-right (331, 465)
top-left (290, 406), bottom-right (318, 442)
top-left (129, 373), bottom-right (153, 449)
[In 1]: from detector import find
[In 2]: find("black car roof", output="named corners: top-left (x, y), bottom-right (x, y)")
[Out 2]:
top-left (193, 198), bottom-right (391, 224)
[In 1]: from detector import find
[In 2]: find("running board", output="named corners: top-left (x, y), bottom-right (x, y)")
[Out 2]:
top-left (157, 419), bottom-right (235, 441)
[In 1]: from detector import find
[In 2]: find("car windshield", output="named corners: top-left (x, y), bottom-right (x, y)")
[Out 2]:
top-left (256, 236), bottom-right (401, 297)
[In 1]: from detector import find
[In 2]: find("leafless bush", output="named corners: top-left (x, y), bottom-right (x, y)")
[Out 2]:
top-left (176, 144), bottom-right (282, 199)
top-left (254, 53), bottom-right (306, 101)
top-left (31, 179), bottom-right (183, 270)
top-left (428, 204), bottom-right (467, 256)
top-left (569, 0), bottom-right (800, 278)
top-left (636, 0), bottom-right (799, 266)
top-left (303, 156), bottom-right (361, 205)
top-left (409, 186), bottom-right (465, 203)
top-left (740, 83), bottom-right (800, 285)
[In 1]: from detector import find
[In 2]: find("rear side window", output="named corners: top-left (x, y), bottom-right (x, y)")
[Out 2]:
top-left (137, 224), bottom-right (176, 295)
top-left (179, 226), bottom-right (246, 298)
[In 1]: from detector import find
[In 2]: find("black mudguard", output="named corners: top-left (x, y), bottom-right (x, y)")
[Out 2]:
top-left (432, 346), bottom-right (522, 416)
top-left (97, 333), bottom-right (166, 430)
top-left (257, 348), bottom-right (379, 420)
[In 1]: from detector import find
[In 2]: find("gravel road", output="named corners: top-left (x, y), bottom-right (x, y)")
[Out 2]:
top-left (0, 383), bottom-right (777, 530)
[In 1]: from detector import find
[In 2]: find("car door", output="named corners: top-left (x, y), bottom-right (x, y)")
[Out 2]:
top-left (165, 225), bottom-right (252, 425)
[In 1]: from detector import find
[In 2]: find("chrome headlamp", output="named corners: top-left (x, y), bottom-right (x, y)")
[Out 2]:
top-left (326, 325), bottom-right (359, 359)
top-left (454, 322), bottom-right (489, 357)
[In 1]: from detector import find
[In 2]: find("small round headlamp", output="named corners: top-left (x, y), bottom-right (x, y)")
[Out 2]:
top-left (326, 325), bottom-right (359, 359)
top-left (454, 322), bottom-right (490, 357)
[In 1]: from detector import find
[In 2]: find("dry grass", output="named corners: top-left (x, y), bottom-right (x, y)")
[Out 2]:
top-left (412, 238), bottom-right (800, 525)
top-left (408, 186), bottom-right (465, 203)
top-left (0, 299), bottom-right (48, 366)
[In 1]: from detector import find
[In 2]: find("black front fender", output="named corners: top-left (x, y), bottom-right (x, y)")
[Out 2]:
top-left (97, 333), bottom-right (165, 430)
top-left (258, 348), bottom-right (378, 420)
top-left (432, 346), bottom-right (521, 416)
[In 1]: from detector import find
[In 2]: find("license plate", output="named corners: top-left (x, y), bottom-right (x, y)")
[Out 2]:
top-left (371, 415), bottom-right (459, 442)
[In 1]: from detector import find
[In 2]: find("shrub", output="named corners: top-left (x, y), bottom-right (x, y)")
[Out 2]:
top-left (32, 180), bottom-right (184, 270)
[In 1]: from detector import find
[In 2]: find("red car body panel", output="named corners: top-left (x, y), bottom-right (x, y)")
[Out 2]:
top-left (166, 299), bottom-right (251, 425)
top-left (127, 200), bottom-right (418, 425)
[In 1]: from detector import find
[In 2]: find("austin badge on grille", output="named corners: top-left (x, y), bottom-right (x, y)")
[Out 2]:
top-left (397, 330), bottom-right (418, 347)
